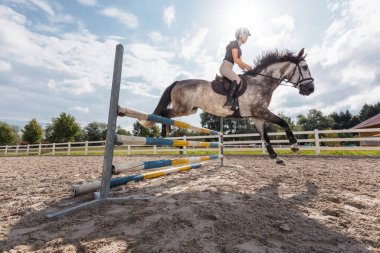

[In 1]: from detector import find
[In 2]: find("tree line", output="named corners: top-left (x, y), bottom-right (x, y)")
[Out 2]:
top-left (0, 102), bottom-right (379, 146)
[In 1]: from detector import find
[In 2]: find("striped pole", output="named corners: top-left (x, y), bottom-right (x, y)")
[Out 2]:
top-left (113, 155), bottom-right (222, 174)
top-left (116, 134), bottom-right (222, 148)
top-left (72, 162), bottom-right (206, 197)
top-left (118, 106), bottom-right (222, 136)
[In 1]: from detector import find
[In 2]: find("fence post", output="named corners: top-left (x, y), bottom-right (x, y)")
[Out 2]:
top-left (16, 145), bottom-right (19, 155)
top-left (68, 142), bottom-right (71, 156)
top-left (182, 136), bottom-right (187, 155)
top-left (85, 141), bottom-right (88, 156)
top-left (127, 145), bottom-right (131, 155)
top-left (52, 143), bottom-right (55, 156)
top-left (220, 117), bottom-right (224, 166)
top-left (153, 145), bottom-right (157, 155)
top-left (27, 144), bottom-right (30, 155)
top-left (261, 140), bottom-right (266, 154)
top-left (314, 129), bottom-right (320, 155)
top-left (5, 145), bottom-right (8, 156)
top-left (38, 143), bottom-right (42, 155)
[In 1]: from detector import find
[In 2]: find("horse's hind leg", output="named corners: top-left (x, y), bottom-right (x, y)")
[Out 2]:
top-left (160, 104), bottom-right (197, 137)
top-left (254, 118), bottom-right (285, 165)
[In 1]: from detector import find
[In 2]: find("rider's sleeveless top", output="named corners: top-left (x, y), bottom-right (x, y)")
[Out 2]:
top-left (224, 40), bottom-right (242, 64)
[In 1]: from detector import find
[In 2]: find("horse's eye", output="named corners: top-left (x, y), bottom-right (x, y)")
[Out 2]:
top-left (302, 66), bottom-right (308, 70)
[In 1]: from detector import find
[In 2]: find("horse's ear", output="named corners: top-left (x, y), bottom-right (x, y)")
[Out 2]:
top-left (297, 48), bottom-right (305, 60)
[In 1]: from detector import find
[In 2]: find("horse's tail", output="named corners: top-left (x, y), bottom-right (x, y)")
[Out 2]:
top-left (153, 81), bottom-right (178, 115)
top-left (139, 81), bottom-right (178, 129)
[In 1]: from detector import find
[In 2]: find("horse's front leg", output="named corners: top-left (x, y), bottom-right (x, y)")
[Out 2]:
top-left (254, 119), bottom-right (285, 165)
top-left (259, 111), bottom-right (299, 154)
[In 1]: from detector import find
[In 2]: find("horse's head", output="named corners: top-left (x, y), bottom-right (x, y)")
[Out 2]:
top-left (288, 48), bottom-right (315, 96)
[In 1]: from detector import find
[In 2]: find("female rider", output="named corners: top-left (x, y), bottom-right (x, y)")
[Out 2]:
top-left (219, 27), bottom-right (252, 109)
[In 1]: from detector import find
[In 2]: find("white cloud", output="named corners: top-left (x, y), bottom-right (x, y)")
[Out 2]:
top-left (100, 7), bottom-right (138, 28)
top-left (254, 14), bottom-right (296, 49)
top-left (48, 78), bottom-right (94, 95)
top-left (180, 28), bottom-right (208, 60)
top-left (163, 5), bottom-right (175, 27)
top-left (148, 31), bottom-right (167, 44)
top-left (341, 62), bottom-right (376, 86)
top-left (30, 0), bottom-right (55, 15)
top-left (71, 106), bottom-right (89, 113)
top-left (0, 59), bottom-right (12, 72)
top-left (77, 0), bottom-right (97, 6)
top-left (128, 43), bottom-right (175, 61)
top-left (7, 0), bottom-right (55, 16)
top-left (123, 43), bottom-right (188, 91)
top-left (310, 0), bottom-right (380, 67)
top-left (0, 6), bottom-right (120, 96)
top-left (121, 82), bottom-right (160, 98)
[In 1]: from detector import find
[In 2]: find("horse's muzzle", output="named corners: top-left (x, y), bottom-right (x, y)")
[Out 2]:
top-left (299, 81), bottom-right (314, 96)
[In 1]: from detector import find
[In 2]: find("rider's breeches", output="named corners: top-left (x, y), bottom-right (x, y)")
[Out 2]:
top-left (219, 60), bottom-right (241, 84)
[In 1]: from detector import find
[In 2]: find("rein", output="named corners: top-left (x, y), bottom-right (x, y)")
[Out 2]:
top-left (245, 61), bottom-right (314, 88)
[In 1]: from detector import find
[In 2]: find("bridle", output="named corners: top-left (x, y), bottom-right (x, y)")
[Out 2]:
top-left (249, 60), bottom-right (314, 89)
top-left (287, 60), bottom-right (314, 88)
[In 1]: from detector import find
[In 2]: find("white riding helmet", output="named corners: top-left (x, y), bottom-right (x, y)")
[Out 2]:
top-left (235, 27), bottom-right (251, 39)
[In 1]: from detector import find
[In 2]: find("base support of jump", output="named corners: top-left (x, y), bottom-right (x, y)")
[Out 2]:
top-left (46, 194), bottom-right (150, 219)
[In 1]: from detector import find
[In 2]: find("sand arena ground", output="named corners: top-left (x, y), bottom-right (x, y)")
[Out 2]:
top-left (0, 155), bottom-right (379, 252)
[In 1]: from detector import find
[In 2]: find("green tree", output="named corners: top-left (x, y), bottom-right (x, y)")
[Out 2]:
top-left (0, 122), bottom-right (20, 145)
top-left (200, 112), bottom-right (221, 133)
top-left (297, 109), bottom-right (334, 130)
top-left (349, 115), bottom-right (361, 128)
top-left (21, 119), bottom-right (43, 144)
top-left (359, 103), bottom-right (380, 122)
top-left (85, 122), bottom-right (107, 141)
top-left (116, 126), bottom-right (132, 136)
top-left (75, 128), bottom-right (87, 142)
top-left (200, 112), bottom-right (256, 134)
top-left (132, 121), bottom-right (160, 137)
top-left (46, 113), bottom-right (81, 143)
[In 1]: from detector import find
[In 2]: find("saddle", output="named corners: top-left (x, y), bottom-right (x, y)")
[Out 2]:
top-left (211, 74), bottom-right (247, 97)
top-left (211, 74), bottom-right (247, 117)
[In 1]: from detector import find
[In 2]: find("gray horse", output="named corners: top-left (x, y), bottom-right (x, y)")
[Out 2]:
top-left (141, 48), bottom-right (314, 164)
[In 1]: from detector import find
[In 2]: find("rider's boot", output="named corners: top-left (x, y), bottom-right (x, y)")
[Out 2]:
top-left (224, 80), bottom-right (239, 109)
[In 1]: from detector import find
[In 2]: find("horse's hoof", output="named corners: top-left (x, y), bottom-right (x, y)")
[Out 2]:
top-left (275, 157), bottom-right (286, 165)
top-left (290, 143), bottom-right (300, 153)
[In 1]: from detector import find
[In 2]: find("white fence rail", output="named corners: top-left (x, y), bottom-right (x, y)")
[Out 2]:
top-left (1, 128), bottom-right (380, 156)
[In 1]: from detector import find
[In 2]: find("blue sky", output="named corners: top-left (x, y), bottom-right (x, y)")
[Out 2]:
top-left (0, 0), bottom-right (379, 131)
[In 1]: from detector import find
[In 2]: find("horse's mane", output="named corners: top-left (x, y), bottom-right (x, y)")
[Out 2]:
top-left (245, 49), bottom-right (304, 76)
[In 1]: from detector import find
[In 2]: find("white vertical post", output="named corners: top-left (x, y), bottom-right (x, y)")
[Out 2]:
top-left (38, 143), bottom-right (42, 155)
top-left (16, 145), bottom-right (19, 155)
top-left (27, 144), bottom-right (30, 155)
top-left (220, 117), bottom-right (224, 166)
top-left (314, 129), bottom-right (320, 155)
top-left (5, 145), bottom-right (8, 156)
top-left (85, 141), bottom-right (88, 156)
top-left (261, 140), bottom-right (266, 154)
top-left (127, 145), bottom-right (131, 155)
top-left (68, 142), bottom-right (71, 156)
top-left (183, 136), bottom-right (187, 155)
top-left (153, 145), bottom-right (157, 154)
top-left (52, 143), bottom-right (56, 156)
